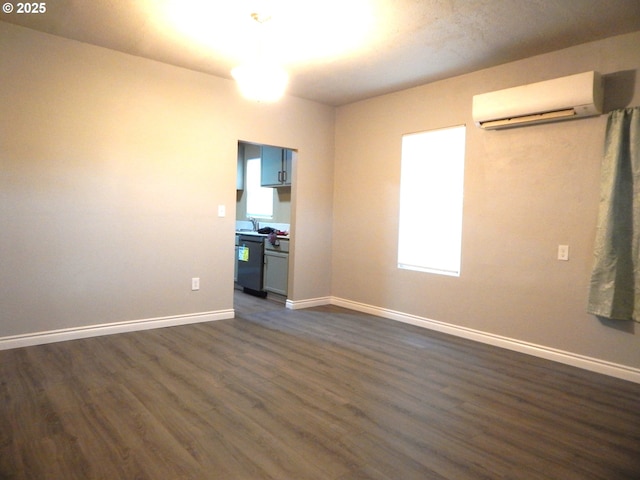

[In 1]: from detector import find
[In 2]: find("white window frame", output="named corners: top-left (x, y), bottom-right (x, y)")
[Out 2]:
top-left (397, 125), bottom-right (466, 276)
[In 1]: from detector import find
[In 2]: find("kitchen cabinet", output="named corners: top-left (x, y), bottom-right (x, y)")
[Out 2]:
top-left (263, 238), bottom-right (289, 295)
top-left (261, 146), bottom-right (292, 187)
top-left (236, 143), bottom-right (245, 190)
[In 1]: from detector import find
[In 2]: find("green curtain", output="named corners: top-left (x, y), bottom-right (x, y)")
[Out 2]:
top-left (587, 107), bottom-right (640, 322)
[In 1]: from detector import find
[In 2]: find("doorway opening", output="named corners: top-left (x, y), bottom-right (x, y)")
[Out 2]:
top-left (234, 141), bottom-right (294, 310)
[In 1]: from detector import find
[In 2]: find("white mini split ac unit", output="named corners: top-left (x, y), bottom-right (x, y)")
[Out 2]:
top-left (472, 71), bottom-right (604, 130)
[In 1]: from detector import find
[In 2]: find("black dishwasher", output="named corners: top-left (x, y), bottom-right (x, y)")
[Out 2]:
top-left (236, 235), bottom-right (266, 296)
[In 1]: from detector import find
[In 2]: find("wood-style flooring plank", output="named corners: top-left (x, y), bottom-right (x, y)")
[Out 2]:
top-left (1, 290), bottom-right (639, 479)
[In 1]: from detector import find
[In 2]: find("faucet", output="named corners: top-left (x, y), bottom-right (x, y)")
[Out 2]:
top-left (248, 217), bottom-right (259, 231)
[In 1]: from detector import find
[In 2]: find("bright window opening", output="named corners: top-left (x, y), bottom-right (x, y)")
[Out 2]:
top-left (398, 125), bottom-right (466, 276)
top-left (246, 157), bottom-right (273, 218)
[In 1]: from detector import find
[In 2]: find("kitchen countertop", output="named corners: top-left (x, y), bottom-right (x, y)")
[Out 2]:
top-left (236, 230), bottom-right (290, 239)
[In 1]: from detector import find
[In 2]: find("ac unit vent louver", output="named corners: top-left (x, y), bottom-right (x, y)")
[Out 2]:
top-left (472, 71), bottom-right (603, 130)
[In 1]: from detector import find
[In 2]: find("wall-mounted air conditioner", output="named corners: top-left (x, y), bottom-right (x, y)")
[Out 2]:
top-left (472, 71), bottom-right (603, 130)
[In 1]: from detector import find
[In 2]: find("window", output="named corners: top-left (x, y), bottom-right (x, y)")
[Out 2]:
top-left (246, 157), bottom-right (273, 218)
top-left (398, 125), bottom-right (466, 276)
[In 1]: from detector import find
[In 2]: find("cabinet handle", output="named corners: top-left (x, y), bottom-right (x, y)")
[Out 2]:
top-left (282, 170), bottom-right (287, 183)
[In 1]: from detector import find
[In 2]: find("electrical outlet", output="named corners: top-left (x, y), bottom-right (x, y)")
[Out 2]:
top-left (557, 245), bottom-right (569, 261)
top-left (191, 277), bottom-right (200, 291)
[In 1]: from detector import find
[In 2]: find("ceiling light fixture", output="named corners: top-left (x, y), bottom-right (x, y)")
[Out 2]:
top-left (231, 11), bottom-right (289, 102)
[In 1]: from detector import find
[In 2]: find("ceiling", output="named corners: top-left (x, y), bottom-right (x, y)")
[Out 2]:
top-left (3, 0), bottom-right (640, 105)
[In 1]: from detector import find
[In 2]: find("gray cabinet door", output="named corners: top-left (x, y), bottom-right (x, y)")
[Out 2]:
top-left (281, 149), bottom-right (292, 186)
top-left (261, 146), bottom-right (292, 187)
top-left (236, 143), bottom-right (245, 190)
top-left (260, 146), bottom-right (283, 187)
top-left (264, 251), bottom-right (288, 295)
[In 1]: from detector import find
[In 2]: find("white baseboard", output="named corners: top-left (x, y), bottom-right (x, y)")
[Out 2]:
top-left (0, 309), bottom-right (235, 351)
top-left (5, 296), bottom-right (639, 385)
top-left (330, 296), bottom-right (640, 384)
top-left (286, 296), bottom-right (332, 310)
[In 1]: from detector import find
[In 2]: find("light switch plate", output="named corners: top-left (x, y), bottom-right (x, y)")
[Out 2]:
top-left (217, 205), bottom-right (226, 217)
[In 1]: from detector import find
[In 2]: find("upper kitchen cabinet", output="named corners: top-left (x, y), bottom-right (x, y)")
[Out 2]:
top-left (261, 146), bottom-right (292, 187)
top-left (236, 142), bottom-right (245, 190)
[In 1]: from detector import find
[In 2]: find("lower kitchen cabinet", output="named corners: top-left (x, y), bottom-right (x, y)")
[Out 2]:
top-left (263, 239), bottom-right (289, 296)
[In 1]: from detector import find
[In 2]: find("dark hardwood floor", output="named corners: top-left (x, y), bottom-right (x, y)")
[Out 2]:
top-left (1, 290), bottom-right (639, 479)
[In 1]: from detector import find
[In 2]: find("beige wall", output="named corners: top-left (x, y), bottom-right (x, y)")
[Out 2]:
top-left (332, 31), bottom-right (640, 369)
top-left (0, 22), bottom-right (334, 337)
